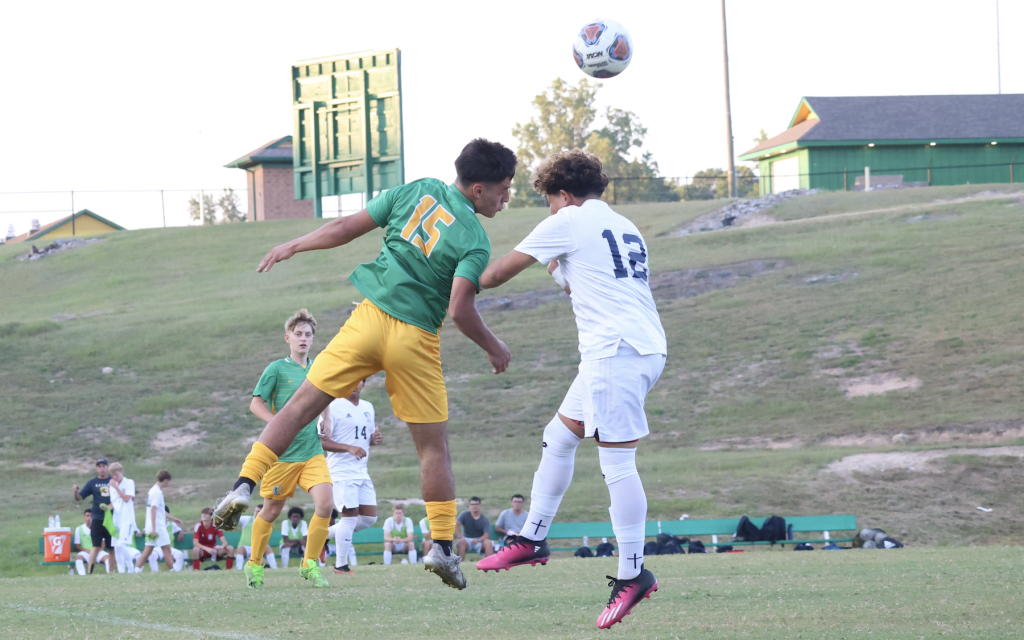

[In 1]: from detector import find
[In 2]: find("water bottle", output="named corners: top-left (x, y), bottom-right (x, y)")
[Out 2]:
top-left (48, 516), bottom-right (55, 528)
top-left (55, 515), bottom-right (60, 528)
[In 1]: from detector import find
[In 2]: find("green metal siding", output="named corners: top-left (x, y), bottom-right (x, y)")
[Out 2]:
top-left (804, 143), bottom-right (1022, 191)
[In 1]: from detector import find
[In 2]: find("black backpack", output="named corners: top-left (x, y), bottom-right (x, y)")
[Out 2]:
top-left (656, 533), bottom-right (685, 555)
top-left (760, 515), bottom-right (787, 544)
top-left (595, 542), bottom-right (615, 557)
top-left (688, 540), bottom-right (708, 554)
top-left (734, 515), bottom-right (760, 542)
top-left (643, 541), bottom-right (661, 556)
top-left (574, 546), bottom-right (594, 558)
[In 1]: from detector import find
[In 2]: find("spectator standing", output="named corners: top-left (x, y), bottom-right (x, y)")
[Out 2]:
top-left (193, 508), bottom-right (236, 570)
top-left (383, 505), bottom-right (416, 564)
top-left (135, 470), bottom-right (175, 572)
top-left (279, 507), bottom-right (308, 568)
top-left (494, 494), bottom-right (529, 543)
top-left (456, 497), bottom-right (494, 560)
top-left (72, 458), bottom-right (116, 574)
top-left (235, 504), bottom-right (279, 570)
top-left (73, 509), bottom-right (110, 575)
top-left (107, 462), bottom-right (138, 574)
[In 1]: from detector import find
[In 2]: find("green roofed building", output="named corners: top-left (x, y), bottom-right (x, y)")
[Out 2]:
top-left (739, 94), bottom-right (1024, 194)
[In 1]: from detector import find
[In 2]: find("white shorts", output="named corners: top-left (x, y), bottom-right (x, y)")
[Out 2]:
top-left (77, 550), bottom-right (109, 561)
top-left (461, 538), bottom-right (484, 554)
top-left (389, 540), bottom-right (409, 552)
top-left (559, 342), bottom-right (665, 442)
top-left (145, 528), bottom-right (171, 548)
top-left (332, 478), bottom-right (376, 511)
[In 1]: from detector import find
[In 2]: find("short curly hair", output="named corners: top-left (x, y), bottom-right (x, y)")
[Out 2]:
top-left (531, 150), bottom-right (609, 197)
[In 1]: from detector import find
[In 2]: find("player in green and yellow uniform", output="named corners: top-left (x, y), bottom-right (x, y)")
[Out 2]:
top-left (215, 139), bottom-right (517, 590)
top-left (243, 309), bottom-right (332, 589)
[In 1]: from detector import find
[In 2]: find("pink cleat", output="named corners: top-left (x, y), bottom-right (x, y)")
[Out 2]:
top-left (476, 536), bottom-right (550, 572)
top-left (596, 565), bottom-right (658, 630)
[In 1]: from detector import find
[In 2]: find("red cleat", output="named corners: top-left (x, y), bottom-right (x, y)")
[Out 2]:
top-left (596, 565), bottom-right (658, 630)
top-left (476, 536), bottom-right (550, 572)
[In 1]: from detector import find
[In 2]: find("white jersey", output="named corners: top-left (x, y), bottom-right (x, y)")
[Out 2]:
top-left (144, 484), bottom-right (167, 535)
top-left (282, 519), bottom-right (308, 539)
top-left (515, 199), bottom-right (666, 362)
top-left (110, 478), bottom-right (137, 540)
top-left (383, 516), bottom-right (414, 540)
top-left (323, 398), bottom-right (375, 482)
top-left (419, 517), bottom-right (430, 535)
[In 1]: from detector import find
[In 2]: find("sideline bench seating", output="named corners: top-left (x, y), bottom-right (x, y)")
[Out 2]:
top-left (40, 515), bottom-right (857, 569)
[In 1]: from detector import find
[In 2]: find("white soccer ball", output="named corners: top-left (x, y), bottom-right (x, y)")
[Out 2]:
top-left (572, 19), bottom-right (633, 79)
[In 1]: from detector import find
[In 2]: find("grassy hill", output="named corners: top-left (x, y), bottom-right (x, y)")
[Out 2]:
top-left (3, 185), bottom-right (1024, 576)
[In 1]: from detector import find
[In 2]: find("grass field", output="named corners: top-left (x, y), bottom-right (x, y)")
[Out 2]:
top-left (3, 184), bottom-right (1024, 581)
top-left (1, 548), bottom-right (1021, 639)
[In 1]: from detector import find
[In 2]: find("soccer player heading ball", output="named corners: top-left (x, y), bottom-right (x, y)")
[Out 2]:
top-left (214, 139), bottom-right (517, 591)
top-left (477, 150), bottom-right (666, 629)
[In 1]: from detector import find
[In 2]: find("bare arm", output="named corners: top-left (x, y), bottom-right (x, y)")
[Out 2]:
top-left (479, 250), bottom-right (538, 290)
top-left (448, 277), bottom-right (510, 374)
top-left (73, 483), bottom-right (82, 501)
top-left (256, 210), bottom-right (379, 273)
top-left (318, 435), bottom-right (367, 459)
top-left (370, 427), bottom-right (382, 446)
top-left (109, 478), bottom-right (131, 503)
top-left (250, 396), bottom-right (275, 423)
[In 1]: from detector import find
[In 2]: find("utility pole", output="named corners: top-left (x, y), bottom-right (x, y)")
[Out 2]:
top-left (996, 0), bottom-right (1002, 94)
top-left (721, 0), bottom-right (737, 198)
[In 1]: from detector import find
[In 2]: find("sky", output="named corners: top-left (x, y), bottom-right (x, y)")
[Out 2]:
top-left (1, 0), bottom-right (1020, 234)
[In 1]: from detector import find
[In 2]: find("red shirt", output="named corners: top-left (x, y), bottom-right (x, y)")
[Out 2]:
top-left (194, 522), bottom-right (223, 547)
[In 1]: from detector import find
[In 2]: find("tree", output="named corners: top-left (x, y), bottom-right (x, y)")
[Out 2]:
top-left (754, 129), bottom-right (769, 145)
top-left (510, 78), bottom-right (678, 206)
top-left (188, 188), bottom-right (247, 225)
top-left (680, 166), bottom-right (759, 200)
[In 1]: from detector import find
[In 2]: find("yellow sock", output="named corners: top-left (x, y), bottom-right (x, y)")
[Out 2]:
top-left (425, 500), bottom-right (457, 541)
top-left (249, 513), bottom-right (275, 566)
top-left (240, 441), bottom-right (278, 484)
top-left (304, 514), bottom-right (331, 564)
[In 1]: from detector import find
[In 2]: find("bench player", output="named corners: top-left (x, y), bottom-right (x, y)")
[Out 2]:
top-left (214, 139), bottom-right (517, 591)
top-left (476, 150), bottom-right (666, 629)
top-left (320, 379), bottom-right (381, 574)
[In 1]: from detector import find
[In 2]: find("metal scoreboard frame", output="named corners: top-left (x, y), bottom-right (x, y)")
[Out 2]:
top-left (291, 49), bottom-right (404, 217)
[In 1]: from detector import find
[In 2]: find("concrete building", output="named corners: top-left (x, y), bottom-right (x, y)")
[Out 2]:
top-left (740, 94), bottom-right (1024, 194)
top-left (225, 136), bottom-right (313, 221)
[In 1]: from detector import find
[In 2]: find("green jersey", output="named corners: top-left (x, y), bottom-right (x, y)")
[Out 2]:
top-left (253, 357), bottom-right (323, 462)
top-left (350, 178), bottom-right (491, 334)
top-left (239, 516), bottom-right (253, 548)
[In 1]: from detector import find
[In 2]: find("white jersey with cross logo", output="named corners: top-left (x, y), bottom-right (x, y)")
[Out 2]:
top-left (322, 397), bottom-right (375, 482)
top-left (514, 199), bottom-right (666, 362)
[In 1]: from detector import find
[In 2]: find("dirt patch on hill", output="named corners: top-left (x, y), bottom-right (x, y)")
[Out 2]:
top-left (21, 458), bottom-right (96, 472)
top-left (826, 445), bottom-right (1024, 479)
top-left (841, 372), bottom-right (922, 398)
top-left (476, 260), bottom-right (789, 313)
top-left (151, 421), bottom-right (206, 451)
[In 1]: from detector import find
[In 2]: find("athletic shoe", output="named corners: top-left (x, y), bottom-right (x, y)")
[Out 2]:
top-left (212, 484), bottom-right (250, 531)
top-left (423, 545), bottom-right (467, 590)
top-left (300, 559), bottom-right (329, 588)
top-left (333, 565), bottom-right (355, 575)
top-left (596, 565), bottom-right (658, 630)
top-left (476, 536), bottom-right (549, 572)
top-left (244, 562), bottom-right (264, 590)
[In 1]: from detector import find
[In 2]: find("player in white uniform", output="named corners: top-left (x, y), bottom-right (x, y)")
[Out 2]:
top-left (149, 506), bottom-right (185, 572)
top-left (135, 470), bottom-right (177, 572)
top-left (73, 510), bottom-right (110, 575)
top-left (383, 505), bottom-right (416, 564)
top-left (477, 150), bottom-right (666, 629)
top-left (107, 462), bottom-right (138, 574)
top-left (320, 379), bottom-right (381, 574)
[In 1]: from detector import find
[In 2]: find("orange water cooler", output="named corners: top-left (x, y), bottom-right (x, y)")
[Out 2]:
top-left (43, 527), bottom-right (72, 562)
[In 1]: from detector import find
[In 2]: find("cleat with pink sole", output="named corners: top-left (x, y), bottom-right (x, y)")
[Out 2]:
top-left (476, 536), bottom-right (550, 573)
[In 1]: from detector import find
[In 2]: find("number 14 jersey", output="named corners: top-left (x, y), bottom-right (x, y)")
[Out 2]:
top-left (515, 199), bottom-right (667, 362)
top-left (323, 397), bottom-right (376, 482)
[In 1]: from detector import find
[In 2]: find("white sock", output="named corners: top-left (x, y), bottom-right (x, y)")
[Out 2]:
top-left (75, 558), bottom-right (86, 576)
top-left (349, 549), bottom-right (358, 566)
top-left (235, 554), bottom-right (244, 569)
top-left (265, 551), bottom-right (278, 569)
top-left (600, 447), bottom-right (647, 580)
top-left (408, 549), bottom-right (417, 563)
top-left (173, 550), bottom-right (185, 572)
top-left (149, 554), bottom-right (159, 573)
top-left (523, 416), bottom-right (582, 541)
top-left (383, 550), bottom-right (393, 565)
top-left (280, 547), bottom-right (290, 568)
top-left (331, 518), bottom-right (358, 568)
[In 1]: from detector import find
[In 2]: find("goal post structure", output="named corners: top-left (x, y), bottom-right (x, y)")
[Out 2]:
top-left (292, 49), bottom-right (405, 217)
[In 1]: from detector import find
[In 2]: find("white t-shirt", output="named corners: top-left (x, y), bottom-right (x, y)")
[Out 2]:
top-left (74, 523), bottom-right (92, 549)
top-left (281, 519), bottom-right (309, 539)
top-left (515, 199), bottom-right (667, 361)
top-left (419, 517), bottom-right (430, 535)
top-left (323, 398), bottom-right (376, 482)
top-left (383, 516), bottom-right (414, 540)
top-left (145, 484), bottom-right (167, 535)
top-left (110, 478), bottom-right (137, 530)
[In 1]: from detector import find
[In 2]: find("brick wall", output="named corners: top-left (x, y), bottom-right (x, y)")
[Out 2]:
top-left (251, 166), bottom-right (313, 220)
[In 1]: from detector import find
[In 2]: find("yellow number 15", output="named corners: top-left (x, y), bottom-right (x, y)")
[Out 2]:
top-left (400, 196), bottom-right (455, 258)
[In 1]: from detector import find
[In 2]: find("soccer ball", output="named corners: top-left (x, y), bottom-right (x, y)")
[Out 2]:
top-left (572, 19), bottom-right (633, 79)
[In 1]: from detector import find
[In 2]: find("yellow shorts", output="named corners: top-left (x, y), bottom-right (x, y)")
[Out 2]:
top-left (260, 454), bottom-right (332, 500)
top-left (306, 300), bottom-right (448, 424)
